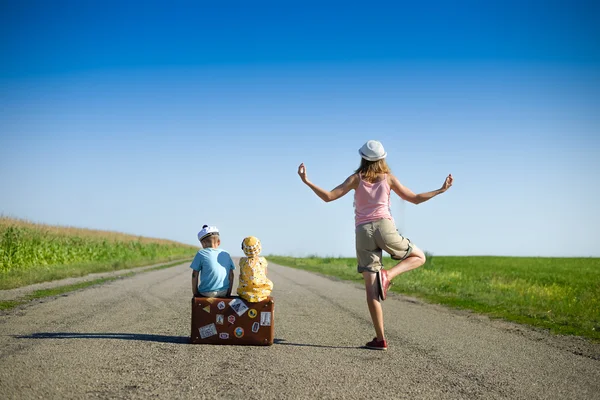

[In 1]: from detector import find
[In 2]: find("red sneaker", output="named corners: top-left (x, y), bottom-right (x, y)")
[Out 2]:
top-left (365, 337), bottom-right (388, 351)
top-left (377, 269), bottom-right (391, 301)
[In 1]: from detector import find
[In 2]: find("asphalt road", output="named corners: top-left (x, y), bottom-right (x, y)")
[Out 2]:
top-left (1, 260), bottom-right (599, 400)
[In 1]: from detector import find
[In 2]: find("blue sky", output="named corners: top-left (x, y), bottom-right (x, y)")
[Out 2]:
top-left (1, 1), bottom-right (599, 257)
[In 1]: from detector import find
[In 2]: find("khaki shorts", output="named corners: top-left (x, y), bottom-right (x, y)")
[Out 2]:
top-left (355, 218), bottom-right (413, 273)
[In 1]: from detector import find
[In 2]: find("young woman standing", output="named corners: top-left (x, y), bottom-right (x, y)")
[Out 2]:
top-left (298, 140), bottom-right (453, 350)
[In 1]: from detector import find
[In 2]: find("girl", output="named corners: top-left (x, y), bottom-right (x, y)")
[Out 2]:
top-left (237, 236), bottom-right (274, 302)
top-left (297, 140), bottom-right (452, 350)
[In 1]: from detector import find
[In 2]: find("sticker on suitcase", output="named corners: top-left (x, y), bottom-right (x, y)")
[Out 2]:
top-left (199, 323), bottom-right (218, 339)
top-left (234, 327), bottom-right (244, 338)
top-left (252, 322), bottom-right (260, 333)
top-left (217, 301), bottom-right (226, 310)
top-left (215, 314), bottom-right (224, 325)
top-left (248, 309), bottom-right (257, 318)
top-left (227, 315), bottom-right (236, 324)
top-left (260, 312), bottom-right (272, 326)
top-left (229, 298), bottom-right (249, 316)
top-left (219, 333), bottom-right (229, 339)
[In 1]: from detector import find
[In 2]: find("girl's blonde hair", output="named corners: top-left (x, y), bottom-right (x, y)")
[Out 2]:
top-left (355, 158), bottom-right (391, 183)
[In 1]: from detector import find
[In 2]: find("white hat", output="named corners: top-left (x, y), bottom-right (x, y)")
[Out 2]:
top-left (358, 140), bottom-right (387, 161)
top-left (198, 225), bottom-right (219, 241)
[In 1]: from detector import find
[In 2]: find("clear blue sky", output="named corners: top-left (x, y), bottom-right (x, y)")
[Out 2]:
top-left (1, 1), bottom-right (599, 257)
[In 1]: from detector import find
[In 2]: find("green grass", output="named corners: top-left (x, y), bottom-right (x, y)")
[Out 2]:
top-left (0, 300), bottom-right (22, 310)
top-left (268, 255), bottom-right (600, 341)
top-left (0, 260), bottom-right (190, 311)
top-left (25, 276), bottom-right (120, 300)
top-left (0, 217), bottom-right (198, 289)
top-left (0, 277), bottom-right (117, 311)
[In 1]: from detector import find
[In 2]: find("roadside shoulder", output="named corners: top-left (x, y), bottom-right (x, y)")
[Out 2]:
top-left (0, 259), bottom-right (191, 303)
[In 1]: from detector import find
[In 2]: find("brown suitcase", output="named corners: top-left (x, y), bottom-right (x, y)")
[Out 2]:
top-left (190, 296), bottom-right (274, 345)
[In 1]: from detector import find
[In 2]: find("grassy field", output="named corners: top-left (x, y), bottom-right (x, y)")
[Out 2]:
top-left (268, 255), bottom-right (600, 341)
top-left (0, 217), bottom-right (197, 289)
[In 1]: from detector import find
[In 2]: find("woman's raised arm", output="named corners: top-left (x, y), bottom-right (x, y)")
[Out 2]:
top-left (389, 174), bottom-right (453, 205)
top-left (298, 163), bottom-right (358, 203)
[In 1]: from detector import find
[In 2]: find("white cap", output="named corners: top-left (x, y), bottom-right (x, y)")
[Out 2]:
top-left (198, 225), bottom-right (219, 241)
top-left (358, 140), bottom-right (387, 161)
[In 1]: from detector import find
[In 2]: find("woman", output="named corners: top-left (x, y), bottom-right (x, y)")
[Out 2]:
top-left (297, 140), bottom-right (453, 350)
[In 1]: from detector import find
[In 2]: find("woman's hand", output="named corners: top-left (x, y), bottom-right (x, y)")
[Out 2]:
top-left (442, 174), bottom-right (453, 191)
top-left (298, 163), bottom-right (308, 183)
top-left (297, 164), bottom-right (357, 202)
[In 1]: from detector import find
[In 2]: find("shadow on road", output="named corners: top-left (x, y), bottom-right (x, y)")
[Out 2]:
top-left (15, 333), bottom-right (362, 349)
top-left (274, 338), bottom-right (361, 349)
top-left (15, 332), bottom-right (190, 344)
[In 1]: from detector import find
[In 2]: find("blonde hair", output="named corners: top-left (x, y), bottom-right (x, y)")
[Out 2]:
top-left (355, 158), bottom-right (391, 183)
top-left (200, 235), bottom-right (219, 248)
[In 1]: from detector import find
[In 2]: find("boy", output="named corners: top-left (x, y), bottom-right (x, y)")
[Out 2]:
top-left (190, 225), bottom-right (235, 297)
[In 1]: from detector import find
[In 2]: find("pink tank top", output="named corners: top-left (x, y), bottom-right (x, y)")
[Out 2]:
top-left (354, 174), bottom-right (393, 227)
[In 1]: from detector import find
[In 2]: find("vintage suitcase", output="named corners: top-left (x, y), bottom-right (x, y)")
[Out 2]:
top-left (190, 296), bottom-right (274, 345)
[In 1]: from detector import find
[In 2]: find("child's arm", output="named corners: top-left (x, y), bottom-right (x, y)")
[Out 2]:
top-left (191, 270), bottom-right (200, 297)
top-left (226, 269), bottom-right (234, 297)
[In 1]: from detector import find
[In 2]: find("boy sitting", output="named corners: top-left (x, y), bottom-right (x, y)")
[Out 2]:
top-left (190, 225), bottom-right (235, 298)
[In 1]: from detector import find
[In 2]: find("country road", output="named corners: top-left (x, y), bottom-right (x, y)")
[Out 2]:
top-left (1, 261), bottom-right (599, 400)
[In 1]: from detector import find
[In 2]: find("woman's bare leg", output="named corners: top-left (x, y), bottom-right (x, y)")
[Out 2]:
top-left (387, 246), bottom-right (426, 280)
top-left (363, 271), bottom-right (385, 340)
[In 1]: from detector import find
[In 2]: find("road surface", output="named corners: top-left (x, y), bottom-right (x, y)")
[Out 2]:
top-left (1, 260), bottom-right (599, 399)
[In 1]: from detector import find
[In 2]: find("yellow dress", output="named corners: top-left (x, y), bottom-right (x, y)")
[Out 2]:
top-left (237, 256), bottom-right (273, 302)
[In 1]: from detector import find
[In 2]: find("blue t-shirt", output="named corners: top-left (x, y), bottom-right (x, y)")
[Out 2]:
top-left (190, 248), bottom-right (235, 293)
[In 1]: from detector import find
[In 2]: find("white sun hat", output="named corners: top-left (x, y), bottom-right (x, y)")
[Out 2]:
top-left (358, 140), bottom-right (387, 161)
top-left (198, 225), bottom-right (219, 241)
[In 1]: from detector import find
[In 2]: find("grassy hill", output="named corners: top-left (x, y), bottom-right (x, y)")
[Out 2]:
top-left (0, 217), bottom-right (197, 289)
